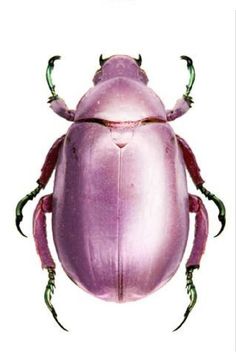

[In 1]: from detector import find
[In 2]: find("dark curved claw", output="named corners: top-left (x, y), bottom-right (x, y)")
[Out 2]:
top-left (198, 184), bottom-right (226, 237)
top-left (48, 55), bottom-right (61, 67)
top-left (173, 267), bottom-right (197, 332)
top-left (46, 55), bottom-right (61, 100)
top-left (16, 212), bottom-right (27, 237)
top-left (44, 268), bottom-right (68, 332)
top-left (180, 55), bottom-right (195, 101)
top-left (15, 184), bottom-right (42, 237)
top-left (181, 55), bottom-right (193, 67)
top-left (214, 214), bottom-right (226, 238)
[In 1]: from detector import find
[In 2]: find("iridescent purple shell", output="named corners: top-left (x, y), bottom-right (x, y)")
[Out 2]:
top-left (52, 55), bottom-right (189, 302)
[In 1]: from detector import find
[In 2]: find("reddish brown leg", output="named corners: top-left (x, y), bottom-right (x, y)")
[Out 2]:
top-left (176, 134), bottom-right (204, 186)
top-left (174, 194), bottom-right (208, 331)
top-left (187, 194), bottom-right (209, 268)
top-left (37, 134), bottom-right (65, 187)
top-left (49, 98), bottom-right (75, 121)
top-left (33, 194), bottom-right (67, 331)
top-left (33, 194), bottom-right (55, 268)
top-left (16, 134), bottom-right (65, 236)
top-left (166, 97), bottom-right (191, 121)
top-left (176, 134), bottom-right (225, 237)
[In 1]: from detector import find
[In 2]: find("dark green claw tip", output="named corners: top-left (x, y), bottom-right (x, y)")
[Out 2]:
top-left (15, 185), bottom-right (42, 237)
top-left (15, 215), bottom-right (27, 238)
top-left (173, 308), bottom-right (191, 332)
top-left (44, 268), bottom-right (68, 332)
top-left (173, 267), bottom-right (197, 332)
top-left (181, 55), bottom-right (193, 67)
top-left (214, 214), bottom-right (226, 238)
top-left (180, 55), bottom-right (195, 98)
top-left (51, 308), bottom-right (69, 332)
top-left (46, 56), bottom-right (61, 98)
top-left (48, 55), bottom-right (61, 67)
top-left (198, 184), bottom-right (226, 237)
top-left (15, 196), bottom-right (29, 237)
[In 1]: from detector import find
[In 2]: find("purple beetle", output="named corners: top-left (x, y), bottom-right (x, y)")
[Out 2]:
top-left (16, 54), bottom-right (225, 331)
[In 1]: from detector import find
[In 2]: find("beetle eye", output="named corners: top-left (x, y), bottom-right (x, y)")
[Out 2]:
top-left (134, 54), bottom-right (142, 67)
top-left (99, 54), bottom-right (109, 67)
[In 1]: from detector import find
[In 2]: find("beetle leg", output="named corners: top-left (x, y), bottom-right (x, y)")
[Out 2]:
top-left (46, 56), bottom-right (75, 121)
top-left (46, 55), bottom-right (61, 100)
top-left (16, 135), bottom-right (65, 237)
top-left (49, 98), bottom-right (75, 121)
top-left (197, 184), bottom-right (226, 237)
top-left (173, 267), bottom-right (197, 332)
top-left (44, 268), bottom-right (68, 332)
top-left (166, 98), bottom-right (191, 121)
top-left (174, 194), bottom-right (208, 331)
top-left (166, 56), bottom-right (195, 121)
top-left (33, 194), bottom-right (68, 331)
top-left (177, 135), bottom-right (226, 236)
top-left (37, 134), bottom-right (65, 187)
top-left (176, 134), bottom-right (205, 186)
top-left (16, 184), bottom-right (42, 237)
top-left (180, 55), bottom-right (195, 101)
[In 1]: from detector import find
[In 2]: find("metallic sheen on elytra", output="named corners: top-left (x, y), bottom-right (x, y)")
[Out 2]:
top-left (16, 54), bottom-right (225, 331)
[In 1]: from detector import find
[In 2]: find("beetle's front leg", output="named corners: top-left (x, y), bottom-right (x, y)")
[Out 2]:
top-left (49, 98), bottom-right (75, 121)
top-left (15, 134), bottom-right (65, 237)
top-left (166, 97), bottom-right (192, 121)
top-left (166, 55), bottom-right (195, 121)
top-left (47, 56), bottom-right (75, 121)
top-left (177, 134), bottom-right (226, 236)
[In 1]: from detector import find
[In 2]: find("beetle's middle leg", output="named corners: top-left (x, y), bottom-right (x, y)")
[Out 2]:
top-left (33, 193), bottom-right (67, 331)
top-left (15, 134), bottom-right (65, 237)
top-left (174, 194), bottom-right (208, 331)
top-left (176, 134), bottom-right (226, 236)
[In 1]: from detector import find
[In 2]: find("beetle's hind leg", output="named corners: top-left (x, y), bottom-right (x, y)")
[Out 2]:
top-left (173, 267), bottom-right (197, 331)
top-left (44, 267), bottom-right (68, 331)
top-left (33, 194), bottom-right (68, 331)
top-left (174, 194), bottom-right (208, 331)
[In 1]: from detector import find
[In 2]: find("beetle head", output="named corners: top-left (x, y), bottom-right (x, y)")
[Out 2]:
top-left (93, 55), bottom-right (148, 85)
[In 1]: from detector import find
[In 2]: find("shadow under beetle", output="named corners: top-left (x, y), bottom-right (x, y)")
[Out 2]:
top-left (16, 54), bottom-right (226, 331)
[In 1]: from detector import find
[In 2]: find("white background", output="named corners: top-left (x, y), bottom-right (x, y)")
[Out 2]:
top-left (0, 0), bottom-right (235, 362)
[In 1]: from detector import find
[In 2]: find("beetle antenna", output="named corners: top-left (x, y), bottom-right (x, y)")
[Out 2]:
top-left (44, 268), bottom-right (68, 332)
top-left (15, 184), bottom-right (43, 237)
top-left (173, 267), bottom-right (197, 332)
top-left (180, 55), bottom-right (195, 106)
top-left (46, 55), bottom-right (61, 102)
top-left (197, 184), bottom-right (226, 237)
